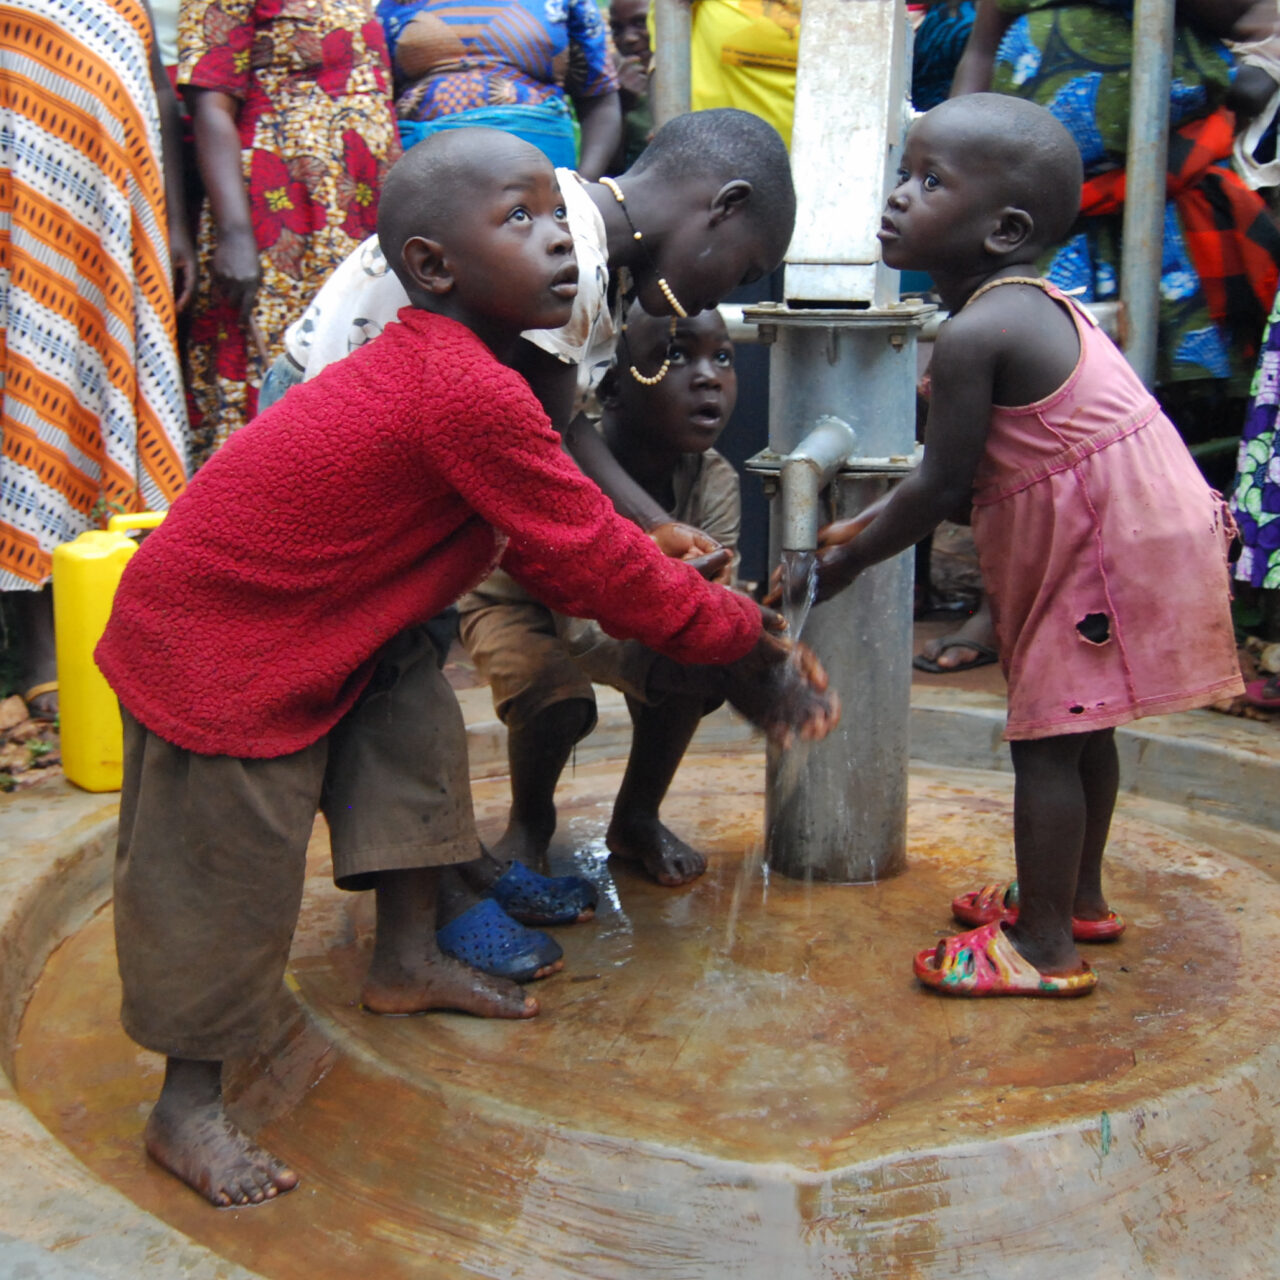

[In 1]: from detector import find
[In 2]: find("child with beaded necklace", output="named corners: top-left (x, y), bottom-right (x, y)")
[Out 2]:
top-left (803, 95), bottom-right (1243, 997)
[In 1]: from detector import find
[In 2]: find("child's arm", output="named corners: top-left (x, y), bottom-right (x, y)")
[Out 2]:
top-left (423, 365), bottom-right (753, 658)
top-left (688, 452), bottom-right (741, 586)
top-left (811, 315), bottom-right (997, 602)
top-left (949, 0), bottom-right (1010, 98)
top-left (516, 340), bottom-right (730, 574)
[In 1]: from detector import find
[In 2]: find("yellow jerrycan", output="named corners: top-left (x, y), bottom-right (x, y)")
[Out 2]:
top-left (52, 512), bottom-right (165, 792)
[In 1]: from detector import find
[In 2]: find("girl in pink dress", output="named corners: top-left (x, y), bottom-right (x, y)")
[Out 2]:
top-left (808, 94), bottom-right (1243, 997)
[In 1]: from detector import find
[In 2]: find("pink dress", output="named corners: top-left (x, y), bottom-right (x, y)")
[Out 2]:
top-left (969, 279), bottom-right (1243, 740)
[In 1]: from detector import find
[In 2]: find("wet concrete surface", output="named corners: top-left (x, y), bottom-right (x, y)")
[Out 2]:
top-left (12, 748), bottom-right (1280, 1278)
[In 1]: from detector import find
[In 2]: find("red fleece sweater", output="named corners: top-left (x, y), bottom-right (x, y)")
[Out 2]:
top-left (96, 309), bottom-right (760, 757)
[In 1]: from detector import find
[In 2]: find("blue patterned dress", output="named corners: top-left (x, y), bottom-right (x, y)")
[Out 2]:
top-left (377, 0), bottom-right (617, 166)
top-left (991, 0), bottom-right (1251, 387)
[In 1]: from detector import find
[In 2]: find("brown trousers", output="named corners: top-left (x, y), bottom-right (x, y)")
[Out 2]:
top-left (114, 628), bottom-right (477, 1060)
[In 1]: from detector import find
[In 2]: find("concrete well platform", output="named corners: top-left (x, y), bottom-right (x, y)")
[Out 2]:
top-left (3, 681), bottom-right (1280, 1279)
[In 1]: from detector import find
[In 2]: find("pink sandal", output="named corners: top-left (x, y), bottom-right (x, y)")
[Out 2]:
top-left (952, 881), bottom-right (1125, 941)
top-left (914, 920), bottom-right (1097, 997)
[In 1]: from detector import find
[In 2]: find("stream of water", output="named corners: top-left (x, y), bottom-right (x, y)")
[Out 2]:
top-left (778, 548), bottom-right (818, 644)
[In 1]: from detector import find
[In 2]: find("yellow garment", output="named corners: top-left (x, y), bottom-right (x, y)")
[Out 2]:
top-left (653, 0), bottom-right (800, 148)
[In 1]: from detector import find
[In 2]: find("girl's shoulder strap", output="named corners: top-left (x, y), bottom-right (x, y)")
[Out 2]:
top-left (960, 275), bottom-right (1099, 328)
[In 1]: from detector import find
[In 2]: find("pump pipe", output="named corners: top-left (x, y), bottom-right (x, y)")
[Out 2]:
top-left (778, 417), bottom-right (858, 552)
top-left (1120, 0), bottom-right (1174, 387)
top-left (651, 0), bottom-right (692, 127)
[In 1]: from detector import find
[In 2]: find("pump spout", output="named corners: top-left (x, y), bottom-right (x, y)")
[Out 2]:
top-left (779, 416), bottom-right (858, 552)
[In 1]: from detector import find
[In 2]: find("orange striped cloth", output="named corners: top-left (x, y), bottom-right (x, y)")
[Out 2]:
top-left (0, 0), bottom-right (189, 589)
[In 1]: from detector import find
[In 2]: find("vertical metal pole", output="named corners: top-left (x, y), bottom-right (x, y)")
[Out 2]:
top-left (1120, 0), bottom-right (1175, 387)
top-left (651, 0), bottom-right (692, 128)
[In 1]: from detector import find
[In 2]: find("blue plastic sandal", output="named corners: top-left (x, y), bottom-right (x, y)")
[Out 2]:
top-left (436, 899), bottom-right (563, 982)
top-left (485, 859), bottom-right (598, 926)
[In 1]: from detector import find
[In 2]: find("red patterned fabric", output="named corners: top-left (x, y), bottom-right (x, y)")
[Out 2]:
top-left (96, 310), bottom-right (760, 757)
top-left (1079, 109), bottom-right (1280, 360)
top-left (178, 0), bottom-right (401, 464)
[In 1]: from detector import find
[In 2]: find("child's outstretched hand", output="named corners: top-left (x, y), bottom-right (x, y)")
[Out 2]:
top-left (763, 498), bottom-right (890, 607)
top-left (650, 520), bottom-right (733, 583)
top-left (721, 612), bottom-right (841, 748)
top-left (761, 495), bottom-right (889, 608)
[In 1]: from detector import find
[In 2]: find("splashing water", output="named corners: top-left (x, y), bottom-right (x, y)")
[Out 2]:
top-left (778, 548), bottom-right (818, 644)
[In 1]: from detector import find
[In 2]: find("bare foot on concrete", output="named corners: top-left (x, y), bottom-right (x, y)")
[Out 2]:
top-left (361, 951), bottom-right (539, 1018)
top-left (145, 1096), bottom-right (298, 1208)
top-left (607, 813), bottom-right (706, 886)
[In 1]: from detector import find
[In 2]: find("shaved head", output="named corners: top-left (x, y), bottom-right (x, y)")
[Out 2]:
top-left (377, 129), bottom-right (556, 288)
top-left (630, 108), bottom-right (796, 259)
top-left (924, 94), bottom-right (1083, 248)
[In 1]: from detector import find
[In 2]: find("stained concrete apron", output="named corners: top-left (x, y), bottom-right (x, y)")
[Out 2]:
top-left (2, 685), bottom-right (1279, 1279)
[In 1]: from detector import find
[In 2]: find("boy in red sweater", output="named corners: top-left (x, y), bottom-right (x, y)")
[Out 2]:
top-left (95, 130), bottom-right (837, 1209)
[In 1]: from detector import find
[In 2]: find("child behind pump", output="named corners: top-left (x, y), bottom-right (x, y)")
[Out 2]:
top-left (461, 301), bottom-right (743, 886)
top-left (803, 95), bottom-right (1243, 998)
top-left (96, 130), bottom-right (837, 1211)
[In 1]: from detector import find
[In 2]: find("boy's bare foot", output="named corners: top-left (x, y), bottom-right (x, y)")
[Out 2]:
top-left (361, 951), bottom-right (539, 1018)
top-left (606, 813), bottom-right (706, 885)
top-left (145, 1096), bottom-right (298, 1208)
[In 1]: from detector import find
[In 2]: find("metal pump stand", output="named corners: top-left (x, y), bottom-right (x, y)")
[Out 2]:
top-left (746, 0), bottom-right (931, 883)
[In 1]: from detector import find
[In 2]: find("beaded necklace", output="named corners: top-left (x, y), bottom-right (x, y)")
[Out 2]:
top-left (599, 176), bottom-right (688, 386)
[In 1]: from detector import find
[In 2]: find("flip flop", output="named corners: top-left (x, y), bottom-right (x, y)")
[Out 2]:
top-left (1244, 677), bottom-right (1280, 710)
top-left (436, 899), bottom-right (562, 983)
top-left (23, 680), bottom-right (58, 721)
top-left (485, 859), bottom-right (597, 926)
top-left (912, 637), bottom-right (999, 674)
top-left (914, 920), bottom-right (1097, 997)
top-left (951, 880), bottom-right (1125, 941)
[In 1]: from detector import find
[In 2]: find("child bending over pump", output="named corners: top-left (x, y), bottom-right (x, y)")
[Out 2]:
top-left (460, 302), bottom-right (743, 886)
top-left (797, 95), bottom-right (1242, 998)
top-left (96, 130), bottom-right (838, 1209)
top-left (260, 108), bottom-right (798, 948)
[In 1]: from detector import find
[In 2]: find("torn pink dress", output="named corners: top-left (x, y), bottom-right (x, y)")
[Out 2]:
top-left (969, 279), bottom-right (1243, 740)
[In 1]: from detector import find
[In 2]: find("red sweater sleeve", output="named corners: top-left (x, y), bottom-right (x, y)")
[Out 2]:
top-left (423, 346), bottom-right (760, 666)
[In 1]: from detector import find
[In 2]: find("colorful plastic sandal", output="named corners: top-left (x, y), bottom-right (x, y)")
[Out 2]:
top-left (436, 899), bottom-right (562, 983)
top-left (1244, 676), bottom-right (1280, 710)
top-left (914, 920), bottom-right (1097, 997)
top-left (951, 880), bottom-right (1125, 941)
top-left (485, 859), bottom-right (597, 926)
